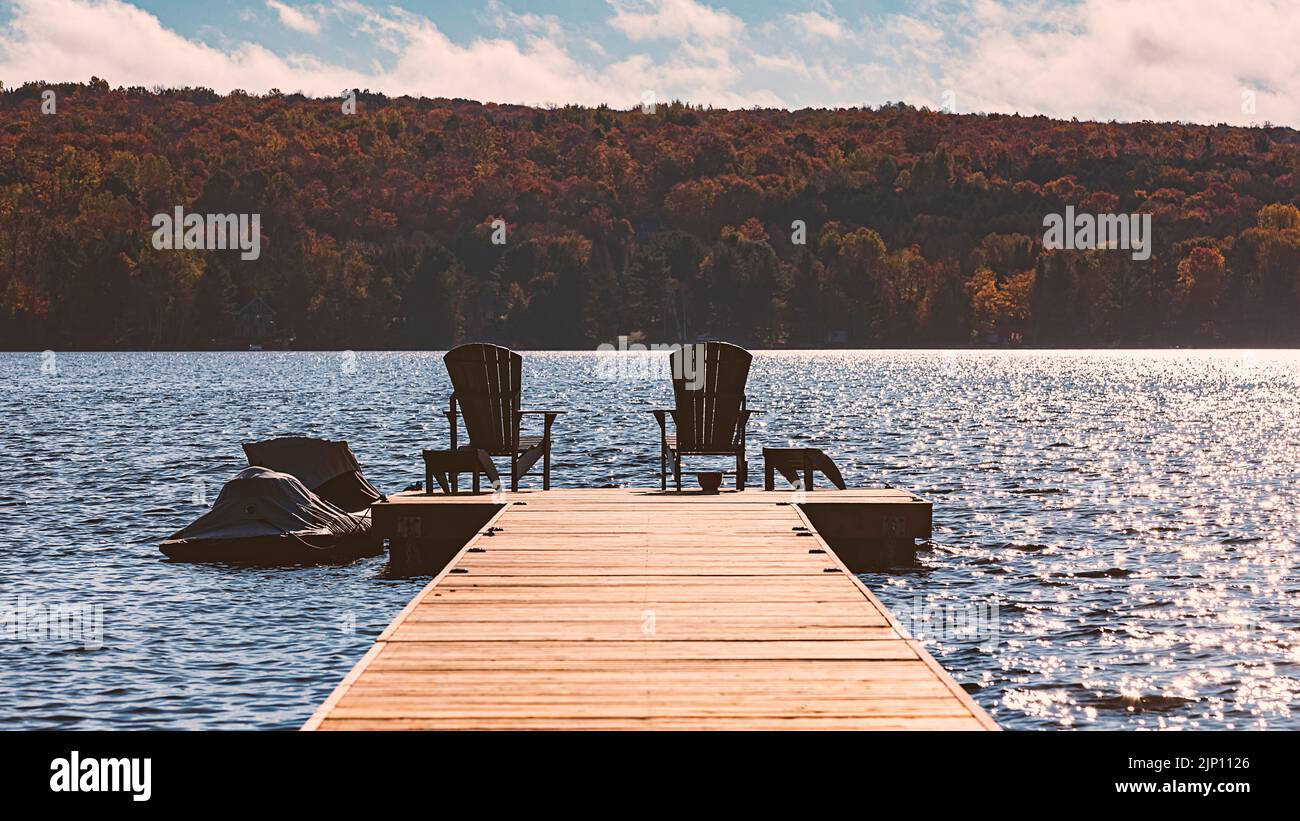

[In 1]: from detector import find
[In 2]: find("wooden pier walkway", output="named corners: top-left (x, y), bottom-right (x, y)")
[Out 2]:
top-left (304, 489), bottom-right (996, 730)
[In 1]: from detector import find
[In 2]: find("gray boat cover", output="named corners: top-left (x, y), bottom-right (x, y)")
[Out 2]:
top-left (242, 437), bottom-right (382, 513)
top-left (166, 467), bottom-right (366, 543)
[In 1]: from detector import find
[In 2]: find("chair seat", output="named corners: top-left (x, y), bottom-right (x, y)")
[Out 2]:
top-left (422, 447), bottom-right (486, 470)
top-left (665, 434), bottom-right (738, 455)
top-left (483, 435), bottom-right (546, 456)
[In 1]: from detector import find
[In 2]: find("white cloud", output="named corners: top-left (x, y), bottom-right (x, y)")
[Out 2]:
top-left (482, 0), bottom-right (565, 39)
top-left (784, 11), bottom-right (846, 42)
top-left (0, 0), bottom-right (765, 107)
top-left (752, 52), bottom-right (812, 78)
top-left (877, 14), bottom-right (943, 47)
top-left (936, 0), bottom-right (1300, 125)
top-left (0, 0), bottom-right (320, 91)
top-left (607, 0), bottom-right (743, 42)
top-left (0, 0), bottom-right (1297, 125)
top-left (265, 0), bottom-right (321, 36)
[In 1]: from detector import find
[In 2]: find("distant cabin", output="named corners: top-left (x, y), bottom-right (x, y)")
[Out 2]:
top-left (824, 329), bottom-right (849, 345)
top-left (237, 297), bottom-right (276, 340)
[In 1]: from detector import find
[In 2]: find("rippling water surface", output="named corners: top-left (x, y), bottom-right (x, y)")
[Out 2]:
top-left (2, 350), bottom-right (1297, 730)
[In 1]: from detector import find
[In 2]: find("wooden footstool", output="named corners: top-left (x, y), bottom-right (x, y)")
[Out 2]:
top-left (762, 447), bottom-right (847, 491)
top-left (422, 447), bottom-right (500, 494)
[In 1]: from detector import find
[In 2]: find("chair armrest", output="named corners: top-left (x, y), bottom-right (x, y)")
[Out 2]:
top-left (735, 408), bottom-right (760, 447)
top-left (518, 409), bottom-right (561, 440)
top-left (650, 409), bottom-right (672, 432)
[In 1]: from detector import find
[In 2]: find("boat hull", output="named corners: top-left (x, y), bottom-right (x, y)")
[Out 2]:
top-left (160, 528), bottom-right (381, 565)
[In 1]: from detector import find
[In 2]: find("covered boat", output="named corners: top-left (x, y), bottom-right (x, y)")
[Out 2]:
top-left (161, 438), bottom-right (384, 564)
top-left (241, 437), bottom-right (383, 514)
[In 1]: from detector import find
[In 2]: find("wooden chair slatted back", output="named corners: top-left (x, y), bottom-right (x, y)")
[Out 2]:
top-left (444, 343), bottom-right (521, 453)
top-left (669, 342), bottom-right (751, 452)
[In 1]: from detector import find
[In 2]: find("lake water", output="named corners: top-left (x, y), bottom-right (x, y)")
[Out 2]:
top-left (2, 350), bottom-right (1297, 730)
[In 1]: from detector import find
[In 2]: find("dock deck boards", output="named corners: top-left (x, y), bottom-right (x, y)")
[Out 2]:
top-left (305, 489), bottom-right (996, 730)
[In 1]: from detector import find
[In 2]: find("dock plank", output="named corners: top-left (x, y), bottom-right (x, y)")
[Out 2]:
top-left (305, 488), bottom-right (995, 731)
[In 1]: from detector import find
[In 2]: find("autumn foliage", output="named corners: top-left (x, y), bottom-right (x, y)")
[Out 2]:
top-left (2, 80), bottom-right (1299, 349)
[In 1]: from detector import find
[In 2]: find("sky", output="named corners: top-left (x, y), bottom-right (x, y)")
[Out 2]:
top-left (1, 0), bottom-right (1298, 126)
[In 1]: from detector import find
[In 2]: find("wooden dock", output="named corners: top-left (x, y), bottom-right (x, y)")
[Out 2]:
top-left (304, 489), bottom-right (996, 730)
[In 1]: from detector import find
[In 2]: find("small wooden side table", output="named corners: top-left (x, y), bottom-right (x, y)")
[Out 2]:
top-left (762, 447), bottom-right (847, 491)
top-left (422, 447), bottom-right (499, 494)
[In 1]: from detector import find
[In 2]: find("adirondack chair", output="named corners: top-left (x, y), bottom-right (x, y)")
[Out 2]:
top-left (651, 342), bottom-right (758, 491)
top-left (443, 343), bottom-right (561, 491)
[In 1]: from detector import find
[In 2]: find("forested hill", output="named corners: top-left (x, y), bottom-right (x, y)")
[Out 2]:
top-left (2, 79), bottom-right (1299, 350)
